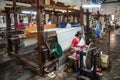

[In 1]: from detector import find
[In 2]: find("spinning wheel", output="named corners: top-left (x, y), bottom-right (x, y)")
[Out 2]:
top-left (50, 42), bottom-right (62, 58)
top-left (85, 42), bottom-right (97, 69)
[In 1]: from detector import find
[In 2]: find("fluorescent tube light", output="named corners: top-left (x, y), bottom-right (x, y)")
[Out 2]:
top-left (111, 15), bottom-right (114, 21)
top-left (82, 4), bottom-right (101, 9)
top-left (21, 11), bottom-right (37, 15)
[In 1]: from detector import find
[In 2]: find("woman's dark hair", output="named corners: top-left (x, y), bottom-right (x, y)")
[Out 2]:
top-left (19, 20), bottom-right (23, 22)
top-left (48, 18), bottom-right (51, 22)
top-left (75, 30), bottom-right (83, 37)
top-left (75, 34), bottom-right (79, 37)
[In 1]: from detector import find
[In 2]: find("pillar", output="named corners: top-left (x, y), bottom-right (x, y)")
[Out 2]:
top-left (97, 11), bottom-right (100, 21)
top-left (5, 8), bottom-right (13, 54)
top-left (67, 9), bottom-right (69, 22)
top-left (13, 0), bottom-right (18, 31)
top-left (80, 6), bottom-right (84, 26)
top-left (36, 0), bottom-right (45, 76)
top-left (86, 9), bottom-right (90, 43)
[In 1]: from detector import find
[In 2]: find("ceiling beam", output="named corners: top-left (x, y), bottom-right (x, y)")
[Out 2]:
top-left (103, 0), bottom-right (120, 4)
top-left (39, 3), bottom-right (79, 12)
top-left (5, 0), bottom-right (79, 12)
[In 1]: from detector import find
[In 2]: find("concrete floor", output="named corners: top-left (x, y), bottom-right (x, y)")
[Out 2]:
top-left (30, 31), bottom-right (120, 80)
top-left (0, 31), bottom-right (120, 80)
top-left (108, 31), bottom-right (120, 80)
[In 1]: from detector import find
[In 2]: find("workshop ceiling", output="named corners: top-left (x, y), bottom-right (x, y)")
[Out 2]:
top-left (1, 0), bottom-right (120, 15)
top-left (57, 0), bottom-right (120, 14)
top-left (57, 0), bottom-right (120, 6)
top-left (3, 0), bottom-right (120, 7)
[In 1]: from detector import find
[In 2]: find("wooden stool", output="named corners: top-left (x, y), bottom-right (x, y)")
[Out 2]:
top-left (68, 55), bottom-right (78, 72)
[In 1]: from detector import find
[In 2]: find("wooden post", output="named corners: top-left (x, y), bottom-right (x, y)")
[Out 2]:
top-left (13, 0), bottom-right (18, 31)
top-left (5, 8), bottom-right (13, 54)
top-left (28, 14), bottom-right (32, 24)
top-left (57, 14), bottom-right (59, 26)
top-left (108, 26), bottom-right (110, 54)
top-left (36, 0), bottom-right (44, 76)
top-left (86, 9), bottom-right (90, 43)
top-left (73, 14), bottom-right (75, 23)
top-left (67, 9), bottom-right (69, 22)
top-left (80, 6), bottom-right (84, 26)
top-left (62, 13), bottom-right (65, 22)
top-left (97, 11), bottom-right (100, 21)
top-left (49, 10), bottom-right (52, 23)
top-left (53, 9), bottom-right (55, 24)
top-left (77, 13), bottom-right (79, 23)
top-left (104, 15), bottom-right (107, 22)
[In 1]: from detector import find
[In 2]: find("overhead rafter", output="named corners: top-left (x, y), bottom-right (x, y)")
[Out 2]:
top-left (5, 0), bottom-right (79, 12)
top-left (16, 0), bottom-right (35, 3)
top-left (103, 0), bottom-right (120, 4)
top-left (51, 0), bottom-right (70, 7)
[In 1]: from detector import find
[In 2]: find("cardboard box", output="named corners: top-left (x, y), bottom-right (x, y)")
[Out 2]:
top-left (101, 54), bottom-right (109, 68)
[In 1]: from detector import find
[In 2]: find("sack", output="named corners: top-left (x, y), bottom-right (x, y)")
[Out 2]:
top-left (100, 53), bottom-right (109, 68)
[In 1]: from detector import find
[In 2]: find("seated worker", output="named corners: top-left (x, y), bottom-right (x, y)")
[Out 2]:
top-left (66, 20), bottom-right (72, 28)
top-left (47, 18), bottom-right (52, 25)
top-left (71, 30), bottom-right (87, 60)
top-left (29, 19), bottom-right (37, 27)
top-left (67, 30), bottom-right (87, 72)
top-left (18, 20), bottom-right (24, 31)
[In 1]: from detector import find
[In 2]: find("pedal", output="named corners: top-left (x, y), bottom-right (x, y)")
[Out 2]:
top-left (97, 72), bottom-right (103, 77)
top-left (77, 75), bottom-right (90, 80)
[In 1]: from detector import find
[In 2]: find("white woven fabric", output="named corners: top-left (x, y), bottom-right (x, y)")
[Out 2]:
top-left (44, 27), bottom-right (82, 51)
top-left (56, 27), bottom-right (82, 51)
top-left (0, 0), bottom-right (5, 11)
top-left (116, 28), bottom-right (120, 36)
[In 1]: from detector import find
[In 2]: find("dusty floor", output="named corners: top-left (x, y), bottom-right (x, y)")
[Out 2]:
top-left (29, 31), bottom-right (120, 80)
top-left (0, 31), bottom-right (120, 80)
top-left (108, 31), bottom-right (120, 80)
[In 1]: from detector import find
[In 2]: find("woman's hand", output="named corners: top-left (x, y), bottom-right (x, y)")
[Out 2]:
top-left (85, 45), bottom-right (88, 48)
top-left (71, 47), bottom-right (76, 53)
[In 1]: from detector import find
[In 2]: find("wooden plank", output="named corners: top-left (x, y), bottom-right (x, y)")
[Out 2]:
top-left (11, 53), bottom-right (39, 69)
top-left (44, 58), bottom-right (59, 67)
top-left (19, 56), bottom-right (39, 68)
top-left (16, 0), bottom-right (35, 3)
top-left (80, 75), bottom-right (90, 80)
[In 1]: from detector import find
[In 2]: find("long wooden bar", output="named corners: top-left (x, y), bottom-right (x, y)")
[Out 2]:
top-left (6, 1), bottom-right (79, 12)
top-left (11, 53), bottom-right (39, 69)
